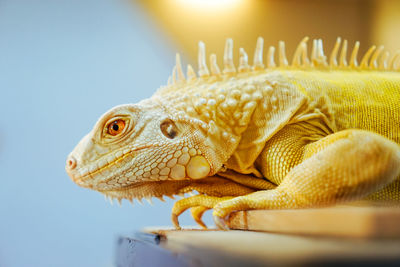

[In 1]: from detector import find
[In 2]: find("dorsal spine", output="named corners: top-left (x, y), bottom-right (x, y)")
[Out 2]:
top-left (166, 36), bottom-right (400, 88)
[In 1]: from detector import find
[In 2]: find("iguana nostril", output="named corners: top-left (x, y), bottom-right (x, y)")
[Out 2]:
top-left (66, 156), bottom-right (77, 170)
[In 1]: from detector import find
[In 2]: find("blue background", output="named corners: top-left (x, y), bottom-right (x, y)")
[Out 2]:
top-left (0, 0), bottom-right (207, 266)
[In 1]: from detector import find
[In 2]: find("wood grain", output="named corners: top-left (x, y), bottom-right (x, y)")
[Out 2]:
top-left (227, 205), bottom-right (400, 238)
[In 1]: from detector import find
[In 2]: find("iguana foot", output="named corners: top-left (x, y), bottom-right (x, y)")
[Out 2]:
top-left (171, 195), bottom-right (233, 229)
top-left (212, 190), bottom-right (292, 230)
top-left (212, 197), bottom-right (242, 230)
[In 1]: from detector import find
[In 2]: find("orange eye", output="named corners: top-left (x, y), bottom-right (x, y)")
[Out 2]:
top-left (107, 119), bottom-right (126, 136)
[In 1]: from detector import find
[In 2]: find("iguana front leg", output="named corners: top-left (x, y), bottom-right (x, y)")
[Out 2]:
top-left (171, 177), bottom-right (255, 229)
top-left (213, 129), bottom-right (400, 229)
top-left (172, 195), bottom-right (234, 229)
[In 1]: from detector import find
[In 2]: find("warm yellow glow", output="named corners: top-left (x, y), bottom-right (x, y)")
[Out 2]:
top-left (138, 0), bottom-right (373, 64)
top-left (177, 0), bottom-right (242, 10)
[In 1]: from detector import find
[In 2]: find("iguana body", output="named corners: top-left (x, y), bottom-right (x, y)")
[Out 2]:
top-left (66, 37), bottom-right (400, 229)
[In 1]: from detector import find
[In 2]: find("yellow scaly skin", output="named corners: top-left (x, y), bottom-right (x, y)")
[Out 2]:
top-left (66, 37), bottom-right (400, 230)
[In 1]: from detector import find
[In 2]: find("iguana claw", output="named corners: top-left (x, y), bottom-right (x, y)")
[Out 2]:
top-left (171, 213), bottom-right (181, 230)
top-left (213, 214), bottom-right (230, 230)
top-left (190, 206), bottom-right (209, 229)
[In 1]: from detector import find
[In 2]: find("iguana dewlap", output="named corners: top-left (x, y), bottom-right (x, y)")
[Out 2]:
top-left (66, 37), bottom-right (400, 229)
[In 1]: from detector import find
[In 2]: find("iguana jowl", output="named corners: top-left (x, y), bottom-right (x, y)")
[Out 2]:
top-left (66, 37), bottom-right (400, 229)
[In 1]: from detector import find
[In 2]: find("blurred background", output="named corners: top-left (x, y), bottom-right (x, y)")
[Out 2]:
top-left (0, 0), bottom-right (399, 266)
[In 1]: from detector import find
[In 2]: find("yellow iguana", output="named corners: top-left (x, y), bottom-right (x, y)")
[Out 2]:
top-left (65, 37), bottom-right (400, 230)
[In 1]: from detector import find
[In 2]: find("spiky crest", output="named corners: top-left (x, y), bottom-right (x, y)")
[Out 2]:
top-left (166, 37), bottom-right (400, 87)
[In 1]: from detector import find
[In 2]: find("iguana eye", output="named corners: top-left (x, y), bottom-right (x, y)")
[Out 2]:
top-left (107, 119), bottom-right (126, 136)
top-left (160, 119), bottom-right (178, 139)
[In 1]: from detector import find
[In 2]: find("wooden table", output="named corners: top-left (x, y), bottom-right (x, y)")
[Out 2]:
top-left (116, 206), bottom-right (400, 267)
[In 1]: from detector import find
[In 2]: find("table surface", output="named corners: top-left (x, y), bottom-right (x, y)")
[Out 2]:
top-left (116, 205), bottom-right (400, 267)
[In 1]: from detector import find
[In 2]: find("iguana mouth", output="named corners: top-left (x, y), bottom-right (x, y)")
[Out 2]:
top-left (67, 145), bottom-right (153, 183)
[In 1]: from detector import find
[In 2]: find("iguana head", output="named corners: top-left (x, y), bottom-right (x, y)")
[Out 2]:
top-left (65, 99), bottom-right (225, 200)
top-left (66, 38), bottom-right (266, 202)
top-left (65, 37), bottom-right (282, 201)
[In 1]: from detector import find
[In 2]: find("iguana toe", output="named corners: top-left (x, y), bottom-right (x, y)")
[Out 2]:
top-left (190, 206), bottom-right (209, 229)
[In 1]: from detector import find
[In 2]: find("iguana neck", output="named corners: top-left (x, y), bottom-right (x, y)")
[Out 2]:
top-left (151, 72), bottom-right (286, 171)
